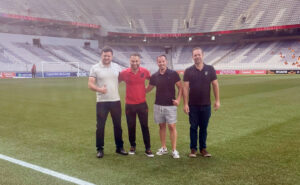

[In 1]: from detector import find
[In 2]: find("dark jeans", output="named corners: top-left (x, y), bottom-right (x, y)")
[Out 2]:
top-left (125, 102), bottom-right (151, 150)
top-left (96, 101), bottom-right (124, 151)
top-left (189, 105), bottom-right (211, 151)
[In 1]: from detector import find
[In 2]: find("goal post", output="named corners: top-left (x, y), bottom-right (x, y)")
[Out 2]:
top-left (41, 62), bottom-right (80, 78)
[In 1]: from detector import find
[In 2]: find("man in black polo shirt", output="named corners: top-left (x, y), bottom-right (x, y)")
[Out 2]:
top-left (146, 55), bottom-right (182, 159)
top-left (183, 47), bottom-right (220, 158)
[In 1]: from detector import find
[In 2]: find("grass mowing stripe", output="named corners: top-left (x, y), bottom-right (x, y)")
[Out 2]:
top-left (0, 154), bottom-right (95, 185)
top-left (1, 76), bottom-right (299, 185)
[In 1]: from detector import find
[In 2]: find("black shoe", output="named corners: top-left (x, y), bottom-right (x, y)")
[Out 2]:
top-left (116, 148), bottom-right (128, 155)
top-left (96, 150), bottom-right (104, 158)
top-left (145, 150), bottom-right (154, 158)
top-left (128, 146), bottom-right (136, 155)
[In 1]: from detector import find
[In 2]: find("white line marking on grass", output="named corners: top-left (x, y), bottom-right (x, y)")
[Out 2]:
top-left (0, 154), bottom-right (95, 185)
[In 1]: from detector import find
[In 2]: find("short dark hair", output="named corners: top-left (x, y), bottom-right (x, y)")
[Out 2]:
top-left (192, 47), bottom-right (203, 54)
top-left (101, 46), bottom-right (113, 55)
top-left (130, 53), bottom-right (141, 58)
top-left (157, 54), bottom-right (167, 60)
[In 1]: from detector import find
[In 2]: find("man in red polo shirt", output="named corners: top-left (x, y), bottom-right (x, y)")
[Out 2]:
top-left (119, 53), bottom-right (154, 157)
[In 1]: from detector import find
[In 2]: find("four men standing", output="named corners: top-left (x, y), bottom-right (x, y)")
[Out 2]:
top-left (88, 46), bottom-right (220, 159)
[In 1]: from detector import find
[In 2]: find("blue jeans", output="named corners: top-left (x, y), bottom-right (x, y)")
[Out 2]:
top-left (189, 105), bottom-right (211, 151)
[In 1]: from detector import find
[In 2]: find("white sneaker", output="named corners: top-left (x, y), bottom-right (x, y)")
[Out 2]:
top-left (156, 147), bottom-right (168, 155)
top-left (172, 150), bottom-right (180, 159)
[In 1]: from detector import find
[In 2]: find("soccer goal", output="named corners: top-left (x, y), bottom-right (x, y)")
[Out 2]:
top-left (41, 61), bottom-right (80, 78)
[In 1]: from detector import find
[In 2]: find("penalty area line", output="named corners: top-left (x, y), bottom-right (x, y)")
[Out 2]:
top-left (0, 154), bottom-right (95, 185)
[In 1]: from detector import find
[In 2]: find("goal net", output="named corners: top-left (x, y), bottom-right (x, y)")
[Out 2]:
top-left (41, 62), bottom-right (80, 77)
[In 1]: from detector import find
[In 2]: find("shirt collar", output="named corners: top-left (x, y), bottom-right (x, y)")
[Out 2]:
top-left (193, 64), bottom-right (206, 71)
top-left (130, 67), bottom-right (140, 74)
top-left (99, 61), bottom-right (111, 68)
top-left (158, 68), bottom-right (170, 75)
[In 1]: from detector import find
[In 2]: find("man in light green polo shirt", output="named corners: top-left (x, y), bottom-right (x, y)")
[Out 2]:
top-left (88, 46), bottom-right (128, 158)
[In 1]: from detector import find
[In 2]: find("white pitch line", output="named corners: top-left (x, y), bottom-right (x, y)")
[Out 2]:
top-left (0, 154), bottom-right (95, 185)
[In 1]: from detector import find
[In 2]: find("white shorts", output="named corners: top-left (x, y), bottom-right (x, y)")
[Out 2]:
top-left (154, 104), bottom-right (177, 124)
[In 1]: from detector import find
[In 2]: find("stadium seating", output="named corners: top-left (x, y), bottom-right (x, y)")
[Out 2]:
top-left (214, 41), bottom-right (300, 70)
top-left (0, 32), bottom-right (100, 72)
top-left (1, 32), bottom-right (299, 73)
top-left (1, 0), bottom-right (300, 34)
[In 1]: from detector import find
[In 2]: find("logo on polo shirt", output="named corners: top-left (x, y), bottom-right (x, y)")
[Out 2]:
top-left (140, 73), bottom-right (144, 78)
top-left (205, 71), bottom-right (208, 76)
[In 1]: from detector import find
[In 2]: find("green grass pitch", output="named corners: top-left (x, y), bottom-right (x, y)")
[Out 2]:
top-left (0, 75), bottom-right (299, 185)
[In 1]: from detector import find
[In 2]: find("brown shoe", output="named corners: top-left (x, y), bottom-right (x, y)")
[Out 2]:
top-left (200, 149), bottom-right (212, 157)
top-left (189, 149), bottom-right (197, 158)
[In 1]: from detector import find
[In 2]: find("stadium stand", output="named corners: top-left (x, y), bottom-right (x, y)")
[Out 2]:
top-left (1, 30), bottom-right (300, 73)
top-left (214, 41), bottom-right (300, 70)
top-left (0, 32), bottom-right (100, 72)
top-left (1, 0), bottom-right (300, 34)
top-left (0, 0), bottom-right (300, 74)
